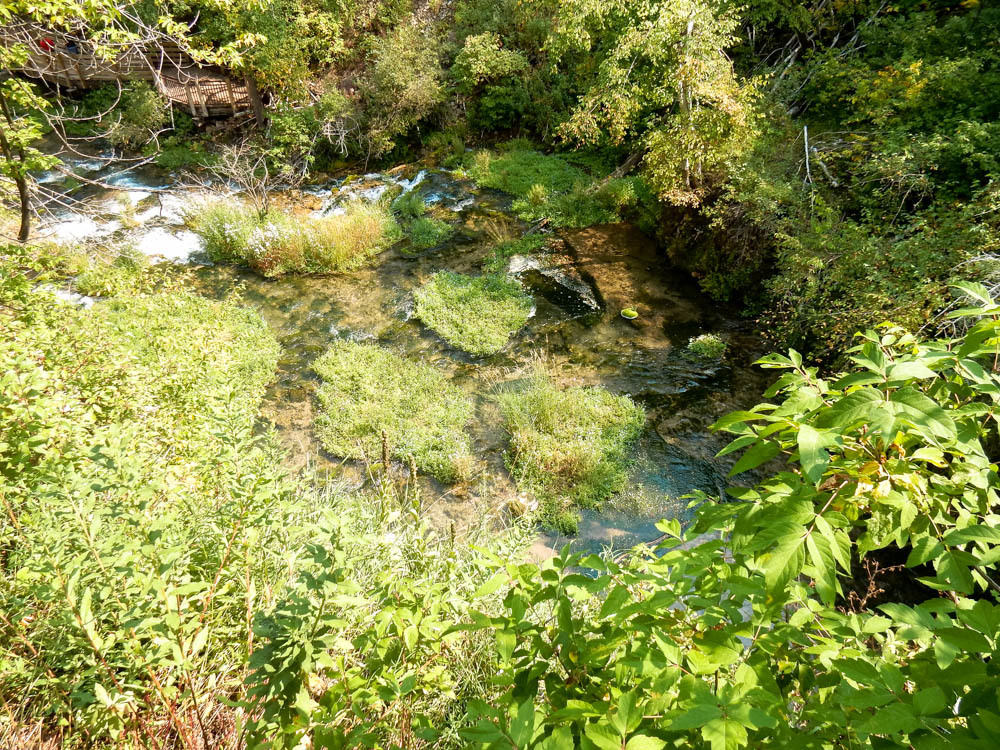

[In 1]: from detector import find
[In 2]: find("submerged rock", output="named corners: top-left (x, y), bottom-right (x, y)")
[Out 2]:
top-left (507, 252), bottom-right (602, 315)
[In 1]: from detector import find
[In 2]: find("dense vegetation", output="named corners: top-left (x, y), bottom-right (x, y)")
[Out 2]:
top-left (3, 0), bottom-right (1000, 747)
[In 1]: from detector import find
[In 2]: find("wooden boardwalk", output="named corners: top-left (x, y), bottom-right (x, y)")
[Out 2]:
top-left (3, 28), bottom-right (252, 118)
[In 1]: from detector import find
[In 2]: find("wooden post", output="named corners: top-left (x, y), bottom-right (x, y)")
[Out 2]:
top-left (184, 83), bottom-right (197, 117)
top-left (196, 80), bottom-right (208, 118)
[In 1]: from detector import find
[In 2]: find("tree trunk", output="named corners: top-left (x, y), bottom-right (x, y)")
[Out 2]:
top-left (0, 90), bottom-right (30, 242)
top-left (245, 75), bottom-right (267, 127)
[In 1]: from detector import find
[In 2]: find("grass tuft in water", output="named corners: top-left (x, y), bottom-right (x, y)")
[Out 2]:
top-left (188, 198), bottom-right (401, 277)
top-left (312, 340), bottom-right (475, 482)
top-left (414, 271), bottom-right (533, 356)
top-left (497, 371), bottom-right (645, 533)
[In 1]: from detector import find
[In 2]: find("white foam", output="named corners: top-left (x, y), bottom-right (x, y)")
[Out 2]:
top-left (134, 228), bottom-right (201, 262)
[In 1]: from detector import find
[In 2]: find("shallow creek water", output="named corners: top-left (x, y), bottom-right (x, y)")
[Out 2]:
top-left (36, 155), bottom-right (770, 557)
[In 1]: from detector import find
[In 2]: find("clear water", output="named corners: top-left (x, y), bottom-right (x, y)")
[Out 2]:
top-left (36, 155), bottom-right (769, 557)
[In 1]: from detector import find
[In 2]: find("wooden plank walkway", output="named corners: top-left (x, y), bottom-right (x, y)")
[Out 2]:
top-left (2, 29), bottom-right (251, 118)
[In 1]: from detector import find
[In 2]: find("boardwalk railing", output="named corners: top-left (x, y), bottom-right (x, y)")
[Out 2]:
top-left (2, 26), bottom-right (252, 118)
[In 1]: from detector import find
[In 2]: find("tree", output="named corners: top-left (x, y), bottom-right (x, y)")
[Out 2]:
top-left (550, 0), bottom-right (758, 206)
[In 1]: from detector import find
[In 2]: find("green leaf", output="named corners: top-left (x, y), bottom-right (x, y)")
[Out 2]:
top-left (763, 527), bottom-right (806, 594)
top-left (625, 735), bottom-right (665, 750)
top-left (729, 439), bottom-right (780, 476)
top-left (584, 719), bottom-right (623, 750)
top-left (670, 704), bottom-right (722, 731)
top-left (701, 718), bottom-right (748, 750)
top-left (797, 424), bottom-right (830, 484)
top-left (886, 361), bottom-right (938, 382)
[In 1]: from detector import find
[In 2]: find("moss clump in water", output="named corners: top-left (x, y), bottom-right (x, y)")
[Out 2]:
top-left (415, 271), bottom-right (533, 356)
top-left (188, 198), bottom-right (401, 277)
top-left (497, 371), bottom-right (645, 533)
top-left (408, 216), bottom-right (455, 250)
top-left (687, 333), bottom-right (727, 360)
top-left (312, 341), bottom-right (475, 482)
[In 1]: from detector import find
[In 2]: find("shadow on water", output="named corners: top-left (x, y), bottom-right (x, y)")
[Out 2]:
top-left (36, 157), bottom-right (770, 557)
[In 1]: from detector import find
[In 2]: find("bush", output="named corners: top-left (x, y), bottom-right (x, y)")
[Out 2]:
top-left (408, 216), bottom-right (455, 250)
top-left (686, 332), bottom-right (727, 360)
top-left (0, 253), bottom-right (286, 744)
top-left (188, 199), bottom-right (401, 276)
top-left (391, 189), bottom-right (428, 220)
top-left (312, 341), bottom-right (475, 482)
top-left (414, 271), bottom-right (534, 355)
top-left (109, 82), bottom-right (169, 150)
top-left (497, 371), bottom-right (645, 532)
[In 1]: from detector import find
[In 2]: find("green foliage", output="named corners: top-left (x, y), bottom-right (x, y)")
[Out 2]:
top-left (700, 5), bottom-right (1000, 356)
top-left (188, 199), bottom-right (401, 277)
top-left (466, 148), bottom-right (619, 228)
top-left (460, 309), bottom-right (1000, 748)
top-left (408, 216), bottom-right (454, 250)
top-left (241, 482), bottom-right (534, 750)
top-left (414, 271), bottom-right (534, 355)
top-left (549, 0), bottom-right (758, 206)
top-left (362, 24), bottom-right (445, 156)
top-left (109, 82), bottom-right (169, 149)
top-left (497, 372), bottom-right (645, 532)
top-left (0, 247), bottom-right (286, 744)
top-left (686, 332), bottom-right (727, 360)
top-left (154, 137), bottom-right (216, 170)
top-left (312, 341), bottom-right (475, 482)
top-left (391, 188), bottom-right (428, 220)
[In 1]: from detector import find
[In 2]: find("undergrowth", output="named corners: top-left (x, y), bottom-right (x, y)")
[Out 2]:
top-left (465, 148), bottom-right (657, 229)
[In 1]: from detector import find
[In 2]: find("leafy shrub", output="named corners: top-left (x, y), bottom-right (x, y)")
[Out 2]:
top-left (0, 254), bottom-right (286, 744)
top-left (312, 341), bottom-right (475, 482)
top-left (188, 199), bottom-right (401, 276)
top-left (686, 332), bottom-right (727, 360)
top-left (154, 136), bottom-right (217, 170)
top-left (363, 25), bottom-right (445, 156)
top-left (414, 271), bottom-right (533, 355)
top-left (109, 82), bottom-right (169, 150)
top-left (497, 372), bottom-right (644, 532)
top-left (408, 216), bottom-right (455, 250)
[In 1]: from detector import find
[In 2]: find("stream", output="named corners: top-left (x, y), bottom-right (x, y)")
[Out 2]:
top-left (35, 153), bottom-right (770, 558)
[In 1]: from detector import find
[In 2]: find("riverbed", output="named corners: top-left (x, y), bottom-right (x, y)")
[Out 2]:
top-left (34, 154), bottom-right (770, 557)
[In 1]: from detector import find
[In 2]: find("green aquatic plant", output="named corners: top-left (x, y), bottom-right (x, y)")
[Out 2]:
top-left (414, 271), bottom-right (533, 355)
top-left (497, 371), bottom-right (645, 532)
top-left (391, 188), bottom-right (428, 220)
top-left (687, 332), bottom-right (727, 360)
top-left (408, 216), bottom-right (455, 250)
top-left (312, 340), bottom-right (475, 482)
top-left (188, 198), bottom-right (401, 276)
